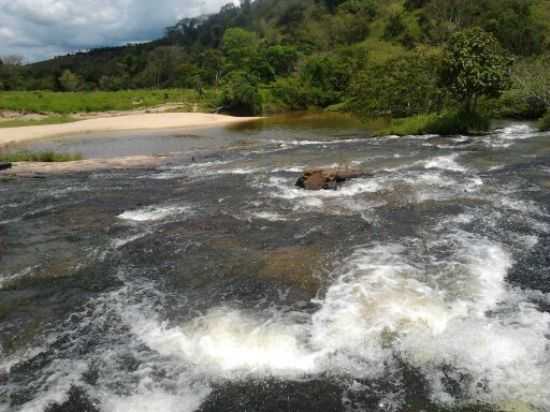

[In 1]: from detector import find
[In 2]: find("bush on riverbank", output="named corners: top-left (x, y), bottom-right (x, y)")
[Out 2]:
top-left (377, 111), bottom-right (490, 136)
top-left (219, 71), bottom-right (263, 116)
top-left (539, 112), bottom-right (550, 131)
top-left (0, 151), bottom-right (82, 162)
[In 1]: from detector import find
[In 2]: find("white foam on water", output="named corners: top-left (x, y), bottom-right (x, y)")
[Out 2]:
top-left (262, 176), bottom-right (381, 201)
top-left (497, 196), bottom-right (546, 217)
top-left (116, 227), bottom-right (550, 410)
top-left (0, 266), bottom-right (37, 290)
top-left (254, 161), bottom-right (485, 214)
top-left (118, 205), bottom-right (192, 222)
top-left (7, 224), bottom-right (549, 411)
top-left (269, 138), bottom-right (363, 146)
top-left (249, 211), bottom-right (289, 222)
top-left (216, 167), bottom-right (261, 175)
top-left (151, 160), bottom-right (234, 179)
top-left (423, 154), bottom-right (467, 173)
top-left (313, 236), bottom-right (550, 408)
top-left (49, 185), bottom-right (91, 198)
top-left (102, 388), bottom-right (209, 412)
top-left (111, 231), bottom-right (150, 249)
top-left (130, 308), bottom-right (319, 377)
top-left (15, 359), bottom-right (89, 412)
top-left (483, 124), bottom-right (539, 148)
top-left (271, 166), bottom-right (307, 173)
top-left (499, 124), bottom-right (537, 139)
top-left (255, 175), bottom-right (384, 215)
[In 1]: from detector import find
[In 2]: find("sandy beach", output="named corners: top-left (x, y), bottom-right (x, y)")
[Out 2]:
top-left (0, 112), bottom-right (259, 148)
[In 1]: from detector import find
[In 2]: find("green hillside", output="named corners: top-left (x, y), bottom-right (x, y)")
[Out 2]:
top-left (1, 0), bottom-right (549, 128)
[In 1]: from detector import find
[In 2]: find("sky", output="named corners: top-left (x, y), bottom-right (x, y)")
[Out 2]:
top-left (0, 0), bottom-right (237, 63)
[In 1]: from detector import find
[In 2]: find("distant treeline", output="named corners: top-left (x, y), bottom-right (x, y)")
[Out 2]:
top-left (1, 0), bottom-right (549, 121)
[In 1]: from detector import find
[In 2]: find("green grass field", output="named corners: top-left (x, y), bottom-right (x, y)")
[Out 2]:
top-left (0, 150), bottom-right (82, 162)
top-left (0, 89), bottom-right (213, 114)
top-left (0, 115), bottom-right (76, 128)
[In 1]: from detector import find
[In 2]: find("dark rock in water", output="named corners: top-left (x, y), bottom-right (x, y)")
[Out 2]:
top-left (0, 369), bottom-right (7, 385)
top-left (199, 379), bottom-right (344, 412)
top-left (296, 167), bottom-right (370, 191)
top-left (0, 162), bottom-right (12, 171)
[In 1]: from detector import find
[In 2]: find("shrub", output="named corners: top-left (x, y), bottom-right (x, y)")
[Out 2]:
top-left (384, 14), bottom-right (406, 40)
top-left (539, 112), bottom-right (550, 131)
top-left (350, 53), bottom-right (444, 118)
top-left (486, 91), bottom-right (547, 120)
top-left (426, 110), bottom-right (490, 135)
top-left (219, 71), bottom-right (263, 116)
top-left (377, 111), bottom-right (490, 136)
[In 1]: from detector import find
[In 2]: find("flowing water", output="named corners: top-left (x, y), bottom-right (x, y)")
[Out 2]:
top-left (1, 117), bottom-right (550, 412)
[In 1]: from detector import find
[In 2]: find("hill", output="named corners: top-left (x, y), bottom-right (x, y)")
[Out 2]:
top-left (1, 0), bottom-right (549, 123)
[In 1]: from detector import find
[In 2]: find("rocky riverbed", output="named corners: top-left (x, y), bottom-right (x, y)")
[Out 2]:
top-left (1, 119), bottom-right (549, 412)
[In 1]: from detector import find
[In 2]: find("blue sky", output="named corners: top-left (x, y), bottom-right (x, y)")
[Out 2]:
top-left (0, 0), bottom-right (236, 62)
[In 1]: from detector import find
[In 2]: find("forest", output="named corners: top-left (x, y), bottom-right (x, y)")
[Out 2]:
top-left (1, 0), bottom-right (550, 132)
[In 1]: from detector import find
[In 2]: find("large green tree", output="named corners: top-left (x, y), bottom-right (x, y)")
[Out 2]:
top-left (222, 28), bottom-right (259, 71)
top-left (351, 53), bottom-right (444, 117)
top-left (440, 28), bottom-right (512, 112)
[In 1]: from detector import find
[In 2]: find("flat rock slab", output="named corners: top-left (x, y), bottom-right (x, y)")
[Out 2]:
top-left (296, 167), bottom-right (371, 191)
top-left (0, 162), bottom-right (12, 171)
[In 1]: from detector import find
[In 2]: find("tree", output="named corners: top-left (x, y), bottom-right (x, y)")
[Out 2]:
top-left (440, 28), bottom-right (512, 112)
top-left (384, 14), bottom-right (406, 40)
top-left (219, 71), bottom-right (263, 116)
top-left (222, 28), bottom-right (259, 70)
top-left (263, 45), bottom-right (299, 76)
top-left (318, 0), bottom-right (347, 13)
top-left (351, 53), bottom-right (444, 117)
top-left (0, 56), bottom-right (25, 90)
top-left (58, 70), bottom-right (81, 91)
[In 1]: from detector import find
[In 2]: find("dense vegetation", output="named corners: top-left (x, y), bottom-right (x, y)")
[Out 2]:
top-left (1, 0), bottom-right (549, 133)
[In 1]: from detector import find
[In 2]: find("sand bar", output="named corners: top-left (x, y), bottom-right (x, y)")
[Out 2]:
top-left (0, 112), bottom-right (259, 148)
top-left (2, 155), bottom-right (167, 176)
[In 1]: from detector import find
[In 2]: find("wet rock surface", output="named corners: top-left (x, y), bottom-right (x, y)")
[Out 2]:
top-left (296, 167), bottom-right (371, 190)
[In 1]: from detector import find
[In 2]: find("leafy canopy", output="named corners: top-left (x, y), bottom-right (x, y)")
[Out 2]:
top-left (351, 54), bottom-right (444, 117)
top-left (440, 28), bottom-right (512, 111)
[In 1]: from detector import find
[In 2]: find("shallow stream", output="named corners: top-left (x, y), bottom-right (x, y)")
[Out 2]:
top-left (1, 117), bottom-right (550, 411)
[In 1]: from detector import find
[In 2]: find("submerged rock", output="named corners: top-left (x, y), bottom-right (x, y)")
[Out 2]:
top-left (296, 167), bottom-right (370, 190)
top-left (259, 246), bottom-right (324, 291)
top-left (0, 162), bottom-right (12, 171)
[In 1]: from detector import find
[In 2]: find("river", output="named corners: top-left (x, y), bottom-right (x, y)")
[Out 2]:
top-left (1, 116), bottom-right (550, 412)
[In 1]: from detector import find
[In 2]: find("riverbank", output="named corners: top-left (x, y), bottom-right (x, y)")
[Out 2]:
top-left (0, 155), bottom-right (167, 177)
top-left (0, 112), bottom-right (260, 148)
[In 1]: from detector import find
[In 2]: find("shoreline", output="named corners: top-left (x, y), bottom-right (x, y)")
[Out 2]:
top-left (1, 155), bottom-right (168, 177)
top-left (0, 112), bottom-right (260, 149)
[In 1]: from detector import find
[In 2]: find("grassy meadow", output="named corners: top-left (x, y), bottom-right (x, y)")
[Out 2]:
top-left (0, 89), bottom-right (214, 114)
top-left (0, 150), bottom-right (82, 162)
top-left (0, 115), bottom-right (76, 128)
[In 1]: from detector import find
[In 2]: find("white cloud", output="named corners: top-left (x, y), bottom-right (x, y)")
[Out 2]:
top-left (0, 0), bottom-right (237, 62)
